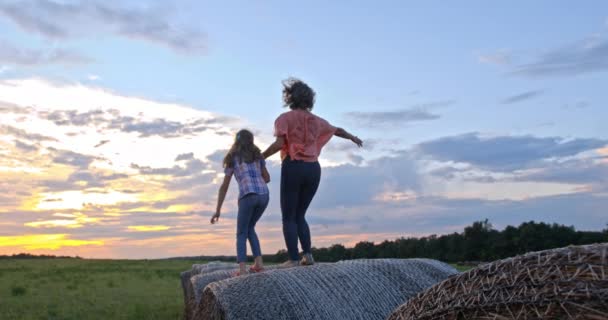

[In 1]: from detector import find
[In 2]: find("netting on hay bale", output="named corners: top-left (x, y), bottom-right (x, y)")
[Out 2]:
top-left (197, 259), bottom-right (458, 320)
top-left (387, 243), bottom-right (608, 320)
top-left (181, 262), bottom-right (237, 320)
top-left (183, 262), bottom-right (287, 319)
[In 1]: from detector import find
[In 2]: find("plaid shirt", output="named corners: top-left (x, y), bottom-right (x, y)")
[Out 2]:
top-left (225, 157), bottom-right (269, 199)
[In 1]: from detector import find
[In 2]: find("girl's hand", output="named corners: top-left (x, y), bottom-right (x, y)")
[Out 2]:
top-left (210, 212), bottom-right (220, 224)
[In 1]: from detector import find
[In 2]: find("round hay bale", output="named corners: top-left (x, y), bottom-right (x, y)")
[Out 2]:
top-left (198, 259), bottom-right (458, 320)
top-left (192, 261), bottom-right (237, 275)
top-left (387, 243), bottom-right (608, 320)
top-left (182, 262), bottom-right (238, 320)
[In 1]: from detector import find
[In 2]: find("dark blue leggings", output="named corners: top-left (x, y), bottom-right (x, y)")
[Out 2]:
top-left (280, 157), bottom-right (321, 261)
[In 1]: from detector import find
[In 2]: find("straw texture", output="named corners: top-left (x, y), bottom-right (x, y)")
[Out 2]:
top-left (182, 262), bottom-right (237, 320)
top-left (387, 243), bottom-right (608, 320)
top-left (196, 259), bottom-right (457, 320)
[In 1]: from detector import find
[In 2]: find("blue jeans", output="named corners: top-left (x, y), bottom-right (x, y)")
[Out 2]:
top-left (280, 157), bottom-right (321, 261)
top-left (236, 193), bottom-right (269, 263)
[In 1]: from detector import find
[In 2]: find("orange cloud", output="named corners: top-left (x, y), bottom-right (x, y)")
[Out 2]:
top-left (24, 212), bottom-right (100, 229)
top-left (127, 225), bottom-right (171, 232)
top-left (0, 234), bottom-right (104, 250)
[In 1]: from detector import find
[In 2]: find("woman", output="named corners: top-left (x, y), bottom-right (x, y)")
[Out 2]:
top-left (262, 78), bottom-right (362, 268)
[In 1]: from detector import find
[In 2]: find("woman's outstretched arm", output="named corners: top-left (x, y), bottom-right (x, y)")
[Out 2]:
top-left (335, 127), bottom-right (363, 147)
top-left (211, 173), bottom-right (232, 224)
top-left (262, 136), bottom-right (285, 159)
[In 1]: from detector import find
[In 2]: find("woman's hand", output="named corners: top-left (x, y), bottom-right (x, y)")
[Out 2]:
top-left (351, 136), bottom-right (363, 147)
top-left (262, 136), bottom-right (285, 159)
top-left (335, 128), bottom-right (362, 147)
top-left (210, 212), bottom-right (220, 224)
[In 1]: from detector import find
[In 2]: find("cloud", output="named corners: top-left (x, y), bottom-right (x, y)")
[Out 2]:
top-left (40, 108), bottom-right (232, 138)
top-left (511, 34), bottom-right (608, 77)
top-left (42, 109), bottom-right (108, 127)
top-left (0, 124), bottom-right (57, 142)
top-left (127, 225), bottom-right (171, 232)
top-left (130, 154), bottom-right (215, 191)
top-left (346, 107), bottom-right (441, 127)
top-left (14, 140), bottom-right (38, 152)
top-left (416, 132), bottom-right (607, 171)
top-left (131, 156), bottom-right (205, 177)
top-left (0, 101), bottom-right (32, 114)
top-left (478, 50), bottom-right (513, 66)
top-left (108, 117), bottom-right (216, 138)
top-left (1, 77), bottom-right (606, 258)
top-left (0, 39), bottom-right (91, 66)
top-left (175, 153), bottom-right (194, 161)
top-left (347, 153), bottom-right (364, 165)
top-left (500, 90), bottom-right (544, 104)
top-left (515, 158), bottom-right (608, 186)
top-left (206, 149), bottom-right (228, 165)
top-left (94, 140), bottom-right (109, 148)
top-left (0, 0), bottom-right (207, 55)
top-left (51, 148), bottom-right (99, 169)
top-left (428, 166), bottom-right (499, 184)
top-left (312, 151), bottom-right (421, 209)
top-left (0, 77), bottom-right (247, 257)
top-left (562, 101), bottom-right (590, 110)
top-left (324, 139), bottom-right (378, 152)
top-left (404, 192), bottom-right (608, 233)
top-left (66, 171), bottom-right (128, 188)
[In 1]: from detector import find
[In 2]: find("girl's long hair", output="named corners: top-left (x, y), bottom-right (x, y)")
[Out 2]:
top-left (223, 129), bottom-right (263, 168)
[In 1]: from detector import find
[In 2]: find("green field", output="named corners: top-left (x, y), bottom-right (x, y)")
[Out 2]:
top-left (0, 258), bottom-right (470, 320)
top-left (0, 258), bottom-right (206, 320)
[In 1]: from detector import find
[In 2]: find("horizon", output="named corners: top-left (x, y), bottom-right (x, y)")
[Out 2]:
top-left (0, 1), bottom-right (607, 259)
top-left (3, 219), bottom-right (606, 261)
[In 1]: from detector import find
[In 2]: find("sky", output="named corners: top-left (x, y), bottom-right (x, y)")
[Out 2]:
top-left (0, 1), bottom-right (606, 259)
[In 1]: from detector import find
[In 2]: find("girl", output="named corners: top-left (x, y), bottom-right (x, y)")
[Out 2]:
top-left (211, 129), bottom-right (270, 276)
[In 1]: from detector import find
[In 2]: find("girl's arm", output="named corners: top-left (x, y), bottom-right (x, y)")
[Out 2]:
top-left (262, 136), bottom-right (285, 159)
top-left (210, 173), bottom-right (232, 224)
top-left (262, 165), bottom-right (271, 183)
top-left (335, 127), bottom-right (363, 147)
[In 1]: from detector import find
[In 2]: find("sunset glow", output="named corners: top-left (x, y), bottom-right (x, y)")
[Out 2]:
top-left (0, 2), bottom-right (606, 258)
top-left (0, 234), bottom-right (104, 250)
top-left (127, 225), bottom-right (171, 232)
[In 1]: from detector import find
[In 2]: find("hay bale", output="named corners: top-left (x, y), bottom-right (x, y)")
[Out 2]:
top-left (189, 265), bottom-right (292, 319)
top-left (182, 262), bottom-right (238, 320)
top-left (192, 261), bottom-right (237, 275)
top-left (198, 259), bottom-right (457, 320)
top-left (387, 243), bottom-right (608, 320)
top-left (181, 269), bottom-right (194, 319)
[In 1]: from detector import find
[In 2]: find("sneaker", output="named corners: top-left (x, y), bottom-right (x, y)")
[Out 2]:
top-left (300, 253), bottom-right (315, 266)
top-left (279, 260), bottom-right (300, 269)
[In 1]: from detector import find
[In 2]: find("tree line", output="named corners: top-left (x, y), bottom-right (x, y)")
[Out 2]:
top-left (0, 253), bottom-right (82, 259)
top-left (265, 220), bottom-right (608, 263)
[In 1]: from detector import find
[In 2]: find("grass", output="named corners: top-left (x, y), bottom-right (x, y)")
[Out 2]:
top-left (0, 258), bottom-right (205, 320)
top-left (0, 258), bottom-right (472, 320)
top-left (451, 264), bottom-right (473, 272)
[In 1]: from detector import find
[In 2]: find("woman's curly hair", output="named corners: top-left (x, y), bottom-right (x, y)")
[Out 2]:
top-left (282, 78), bottom-right (315, 111)
top-left (223, 129), bottom-right (263, 168)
